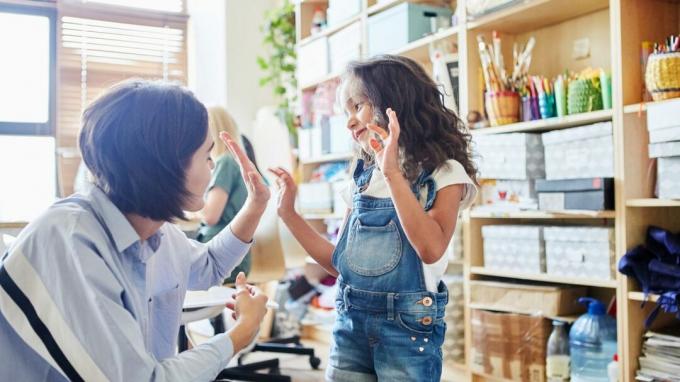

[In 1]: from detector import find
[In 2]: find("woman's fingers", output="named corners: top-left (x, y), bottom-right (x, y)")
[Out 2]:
top-left (220, 132), bottom-right (254, 173)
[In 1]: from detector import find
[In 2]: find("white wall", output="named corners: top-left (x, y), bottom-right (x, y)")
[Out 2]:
top-left (188, 0), bottom-right (277, 137)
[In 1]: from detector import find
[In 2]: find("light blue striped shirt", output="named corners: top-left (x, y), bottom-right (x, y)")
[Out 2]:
top-left (0, 187), bottom-right (250, 381)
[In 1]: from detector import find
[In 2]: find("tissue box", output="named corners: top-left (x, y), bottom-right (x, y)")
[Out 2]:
top-left (471, 310), bottom-right (549, 382)
top-left (298, 37), bottom-right (328, 86)
top-left (367, 2), bottom-right (452, 57)
top-left (535, 178), bottom-right (614, 211)
top-left (298, 182), bottom-right (333, 213)
top-left (542, 122), bottom-right (614, 179)
top-left (658, 157), bottom-right (680, 199)
top-left (327, 0), bottom-right (361, 27)
top-left (328, 22), bottom-right (361, 74)
top-left (544, 227), bottom-right (615, 280)
top-left (469, 281), bottom-right (586, 317)
top-left (647, 98), bottom-right (680, 131)
top-left (482, 225), bottom-right (545, 273)
top-left (474, 133), bottom-right (545, 180)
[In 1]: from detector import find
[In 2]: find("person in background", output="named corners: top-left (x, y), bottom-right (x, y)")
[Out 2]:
top-left (0, 80), bottom-right (271, 381)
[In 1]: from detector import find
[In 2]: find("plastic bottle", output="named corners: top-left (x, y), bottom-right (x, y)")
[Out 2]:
top-left (310, 8), bottom-right (326, 35)
top-left (607, 354), bottom-right (619, 382)
top-left (569, 298), bottom-right (617, 382)
top-left (547, 320), bottom-right (570, 382)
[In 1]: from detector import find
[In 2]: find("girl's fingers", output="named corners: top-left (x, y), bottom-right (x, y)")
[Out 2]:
top-left (367, 123), bottom-right (389, 140)
top-left (386, 108), bottom-right (401, 138)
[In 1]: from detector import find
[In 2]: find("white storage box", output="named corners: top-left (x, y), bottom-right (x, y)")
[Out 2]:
top-left (544, 227), bottom-right (615, 280)
top-left (658, 157), bottom-right (680, 199)
top-left (298, 182), bottom-right (333, 213)
top-left (474, 133), bottom-right (545, 180)
top-left (647, 98), bottom-right (680, 131)
top-left (327, 0), bottom-right (361, 27)
top-left (649, 125), bottom-right (680, 143)
top-left (328, 114), bottom-right (353, 154)
top-left (478, 179), bottom-right (537, 212)
top-left (482, 225), bottom-right (545, 273)
top-left (542, 122), bottom-right (614, 180)
top-left (298, 37), bottom-right (329, 86)
top-left (649, 141), bottom-right (680, 158)
top-left (311, 124), bottom-right (323, 159)
top-left (328, 22), bottom-right (361, 74)
top-left (298, 128), bottom-right (313, 161)
top-left (367, 2), bottom-right (453, 57)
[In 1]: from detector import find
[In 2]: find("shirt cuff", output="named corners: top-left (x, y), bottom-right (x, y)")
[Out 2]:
top-left (201, 333), bottom-right (234, 371)
top-left (228, 225), bottom-right (253, 245)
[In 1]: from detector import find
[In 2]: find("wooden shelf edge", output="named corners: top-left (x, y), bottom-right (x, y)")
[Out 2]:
top-left (366, 0), bottom-right (405, 16)
top-left (297, 14), bottom-right (362, 48)
top-left (391, 26), bottom-right (459, 57)
top-left (623, 98), bottom-right (680, 114)
top-left (628, 291), bottom-right (660, 303)
top-left (0, 222), bottom-right (28, 229)
top-left (470, 109), bottom-right (613, 136)
top-left (626, 198), bottom-right (680, 207)
top-left (470, 267), bottom-right (618, 288)
top-left (469, 209), bottom-right (616, 219)
top-left (300, 71), bottom-right (343, 91)
top-left (468, 303), bottom-right (579, 323)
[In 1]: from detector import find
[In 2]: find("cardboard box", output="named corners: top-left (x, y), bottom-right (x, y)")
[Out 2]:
top-left (535, 177), bottom-right (614, 211)
top-left (474, 133), bottom-right (545, 180)
top-left (542, 122), bottom-right (614, 180)
top-left (471, 310), bottom-right (550, 382)
top-left (469, 281), bottom-right (586, 317)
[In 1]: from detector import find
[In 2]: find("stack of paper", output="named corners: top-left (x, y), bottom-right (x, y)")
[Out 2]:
top-left (637, 329), bottom-right (680, 382)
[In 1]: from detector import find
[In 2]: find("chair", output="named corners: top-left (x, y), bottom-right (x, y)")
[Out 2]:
top-left (181, 193), bottom-right (321, 382)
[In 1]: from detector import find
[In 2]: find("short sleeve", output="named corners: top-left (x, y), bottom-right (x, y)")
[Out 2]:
top-left (210, 156), bottom-right (242, 194)
top-left (430, 160), bottom-right (478, 210)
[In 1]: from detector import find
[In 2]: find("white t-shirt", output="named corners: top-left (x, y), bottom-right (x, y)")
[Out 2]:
top-left (341, 159), bottom-right (477, 292)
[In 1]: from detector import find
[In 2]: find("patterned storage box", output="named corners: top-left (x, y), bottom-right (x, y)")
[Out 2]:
top-left (474, 133), bottom-right (545, 180)
top-left (443, 275), bottom-right (465, 363)
top-left (658, 157), bottom-right (680, 199)
top-left (298, 37), bottom-right (328, 86)
top-left (328, 21), bottom-right (361, 74)
top-left (649, 141), bottom-right (680, 158)
top-left (542, 122), bottom-right (614, 180)
top-left (544, 227), bottom-right (615, 280)
top-left (482, 225), bottom-right (545, 273)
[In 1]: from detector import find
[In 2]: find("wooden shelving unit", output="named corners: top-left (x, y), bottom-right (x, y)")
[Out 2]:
top-left (294, 0), bottom-right (680, 380)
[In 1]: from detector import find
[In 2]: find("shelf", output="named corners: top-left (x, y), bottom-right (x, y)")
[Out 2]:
top-left (302, 213), bottom-right (345, 220)
top-left (470, 267), bottom-right (618, 288)
top-left (466, 0), bottom-right (609, 34)
top-left (468, 303), bottom-right (579, 323)
top-left (297, 14), bottom-right (362, 48)
top-left (469, 209), bottom-right (616, 219)
top-left (300, 151), bottom-right (352, 165)
top-left (392, 26), bottom-right (459, 63)
top-left (0, 222), bottom-right (28, 229)
top-left (366, 0), bottom-right (404, 16)
top-left (624, 98), bottom-right (680, 114)
top-left (627, 198), bottom-right (680, 207)
top-left (470, 109), bottom-right (613, 136)
top-left (471, 371), bottom-right (514, 382)
top-left (300, 70), bottom-right (343, 91)
top-left (629, 292), bottom-right (660, 303)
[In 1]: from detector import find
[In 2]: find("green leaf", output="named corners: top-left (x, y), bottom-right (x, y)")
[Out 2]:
top-left (275, 85), bottom-right (286, 95)
top-left (256, 56), bottom-right (268, 70)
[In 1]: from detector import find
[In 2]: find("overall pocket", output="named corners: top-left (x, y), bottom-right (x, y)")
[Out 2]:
top-left (345, 219), bottom-right (402, 276)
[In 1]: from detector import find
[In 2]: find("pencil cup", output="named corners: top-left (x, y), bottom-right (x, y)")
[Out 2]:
top-left (521, 96), bottom-right (533, 122)
top-left (645, 52), bottom-right (680, 101)
top-left (538, 93), bottom-right (556, 119)
top-left (485, 91), bottom-right (520, 126)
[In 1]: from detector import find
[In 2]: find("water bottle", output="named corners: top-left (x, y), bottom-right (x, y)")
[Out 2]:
top-left (569, 298), bottom-right (617, 382)
top-left (547, 320), bottom-right (570, 382)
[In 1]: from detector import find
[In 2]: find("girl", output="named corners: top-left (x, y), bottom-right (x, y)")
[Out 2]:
top-left (270, 55), bottom-right (478, 381)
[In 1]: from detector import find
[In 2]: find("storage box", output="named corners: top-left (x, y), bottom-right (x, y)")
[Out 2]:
top-left (311, 124), bottom-right (323, 159)
top-left (328, 22), bottom-right (361, 74)
top-left (482, 225), bottom-right (545, 273)
top-left (327, 0), bottom-right (362, 27)
top-left (658, 157), bottom-right (680, 199)
top-left (479, 179), bottom-right (538, 212)
top-left (474, 133), bottom-right (545, 180)
top-left (471, 310), bottom-right (549, 382)
top-left (298, 37), bottom-right (329, 86)
top-left (367, 2), bottom-right (453, 57)
top-left (469, 281), bottom-right (586, 317)
top-left (647, 98), bottom-right (680, 131)
top-left (332, 180), bottom-right (350, 215)
top-left (329, 114), bottom-right (354, 154)
top-left (535, 178), bottom-right (614, 211)
top-left (649, 125), bottom-right (680, 144)
top-left (298, 128), bottom-right (313, 161)
top-left (542, 122), bottom-right (614, 180)
top-left (544, 227), bottom-right (615, 280)
top-left (649, 141), bottom-right (680, 158)
top-left (298, 182), bottom-right (333, 213)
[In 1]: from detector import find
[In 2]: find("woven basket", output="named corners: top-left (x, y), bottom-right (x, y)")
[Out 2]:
top-left (485, 91), bottom-right (519, 126)
top-left (567, 78), bottom-right (602, 115)
top-left (645, 52), bottom-right (680, 101)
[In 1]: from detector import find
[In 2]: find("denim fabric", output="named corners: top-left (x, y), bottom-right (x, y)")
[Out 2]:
top-left (326, 160), bottom-right (448, 382)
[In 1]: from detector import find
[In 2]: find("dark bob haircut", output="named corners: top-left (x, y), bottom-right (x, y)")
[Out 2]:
top-left (79, 79), bottom-right (208, 221)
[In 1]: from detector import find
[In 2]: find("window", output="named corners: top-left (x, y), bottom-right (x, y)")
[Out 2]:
top-left (56, 0), bottom-right (188, 195)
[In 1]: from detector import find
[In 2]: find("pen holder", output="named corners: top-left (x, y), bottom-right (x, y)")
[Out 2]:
top-left (521, 96), bottom-right (533, 122)
top-left (568, 78), bottom-right (603, 114)
top-left (485, 91), bottom-right (520, 126)
top-left (538, 93), bottom-right (556, 119)
top-left (554, 81), bottom-right (567, 117)
top-left (645, 52), bottom-right (680, 101)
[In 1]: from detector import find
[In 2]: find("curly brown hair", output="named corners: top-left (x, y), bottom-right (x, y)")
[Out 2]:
top-left (342, 54), bottom-right (477, 184)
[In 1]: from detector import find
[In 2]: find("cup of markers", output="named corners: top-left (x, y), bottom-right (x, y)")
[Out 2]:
top-left (646, 34), bottom-right (680, 101)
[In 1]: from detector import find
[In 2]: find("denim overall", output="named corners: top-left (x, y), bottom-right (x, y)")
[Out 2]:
top-left (326, 160), bottom-right (449, 382)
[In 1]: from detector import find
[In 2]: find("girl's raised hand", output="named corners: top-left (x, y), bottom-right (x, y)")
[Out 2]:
top-left (267, 167), bottom-right (298, 220)
top-left (220, 132), bottom-right (270, 206)
top-left (367, 108), bottom-right (401, 179)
